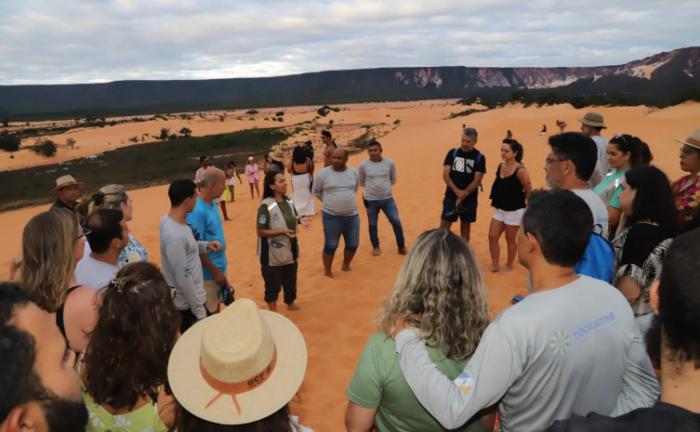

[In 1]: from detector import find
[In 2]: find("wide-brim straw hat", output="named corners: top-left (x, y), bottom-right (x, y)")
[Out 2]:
top-left (578, 111), bottom-right (607, 129)
top-left (168, 299), bottom-right (307, 425)
top-left (269, 148), bottom-right (286, 161)
top-left (674, 128), bottom-right (700, 151)
top-left (51, 174), bottom-right (85, 194)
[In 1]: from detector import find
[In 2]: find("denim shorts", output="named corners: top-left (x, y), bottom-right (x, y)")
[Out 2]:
top-left (441, 195), bottom-right (478, 223)
top-left (322, 212), bottom-right (360, 254)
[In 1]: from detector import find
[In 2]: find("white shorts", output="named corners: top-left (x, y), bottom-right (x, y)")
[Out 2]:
top-left (493, 208), bottom-right (525, 226)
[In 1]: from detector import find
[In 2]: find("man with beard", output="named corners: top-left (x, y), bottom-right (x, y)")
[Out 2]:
top-left (0, 282), bottom-right (88, 432)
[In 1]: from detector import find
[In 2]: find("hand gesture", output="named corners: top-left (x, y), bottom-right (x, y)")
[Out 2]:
top-left (207, 241), bottom-right (222, 252)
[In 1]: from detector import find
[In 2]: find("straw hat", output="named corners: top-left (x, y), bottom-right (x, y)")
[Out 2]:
top-left (578, 111), bottom-right (607, 129)
top-left (269, 148), bottom-right (286, 161)
top-left (674, 128), bottom-right (700, 151)
top-left (51, 175), bottom-right (85, 193)
top-left (168, 299), bottom-right (307, 425)
top-left (248, 156), bottom-right (254, 161)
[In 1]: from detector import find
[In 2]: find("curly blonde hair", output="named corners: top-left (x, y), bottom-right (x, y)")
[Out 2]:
top-left (88, 184), bottom-right (128, 216)
top-left (378, 229), bottom-right (489, 360)
top-left (21, 209), bottom-right (80, 312)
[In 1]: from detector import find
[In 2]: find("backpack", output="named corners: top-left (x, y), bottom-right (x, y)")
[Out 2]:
top-left (574, 225), bottom-right (615, 283)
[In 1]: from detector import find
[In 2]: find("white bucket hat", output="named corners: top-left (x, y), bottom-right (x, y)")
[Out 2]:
top-left (168, 299), bottom-right (307, 425)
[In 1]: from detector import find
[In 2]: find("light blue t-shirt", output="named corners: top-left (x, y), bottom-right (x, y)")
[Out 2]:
top-left (186, 199), bottom-right (227, 280)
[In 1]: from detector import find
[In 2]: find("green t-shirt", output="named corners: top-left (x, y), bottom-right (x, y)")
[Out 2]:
top-left (347, 332), bottom-right (484, 432)
top-left (83, 390), bottom-right (168, 432)
top-left (257, 199), bottom-right (298, 266)
top-left (594, 169), bottom-right (627, 209)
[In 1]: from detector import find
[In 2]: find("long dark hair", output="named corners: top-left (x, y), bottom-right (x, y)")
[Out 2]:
top-left (624, 165), bottom-right (678, 237)
top-left (176, 403), bottom-right (297, 432)
top-left (262, 171), bottom-right (286, 200)
top-left (609, 134), bottom-right (652, 167)
top-left (502, 138), bottom-right (524, 163)
top-left (84, 262), bottom-right (179, 410)
top-left (292, 146), bottom-right (308, 164)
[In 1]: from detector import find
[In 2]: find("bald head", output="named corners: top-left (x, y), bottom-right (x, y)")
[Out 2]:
top-left (331, 148), bottom-right (348, 171)
top-left (199, 167), bottom-right (226, 201)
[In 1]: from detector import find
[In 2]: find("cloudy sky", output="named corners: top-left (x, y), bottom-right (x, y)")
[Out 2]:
top-left (0, 0), bottom-right (698, 85)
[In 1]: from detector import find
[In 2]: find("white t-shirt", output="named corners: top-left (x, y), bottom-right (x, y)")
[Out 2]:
top-left (75, 255), bottom-right (119, 291)
top-left (572, 188), bottom-right (609, 237)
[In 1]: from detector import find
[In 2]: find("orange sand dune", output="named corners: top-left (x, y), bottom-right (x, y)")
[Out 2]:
top-left (0, 101), bottom-right (696, 431)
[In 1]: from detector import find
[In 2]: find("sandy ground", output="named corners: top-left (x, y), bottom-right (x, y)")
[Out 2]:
top-left (0, 101), bottom-right (696, 431)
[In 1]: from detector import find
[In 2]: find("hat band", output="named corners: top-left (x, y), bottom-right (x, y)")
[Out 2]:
top-left (199, 348), bottom-right (277, 415)
top-left (687, 137), bottom-right (700, 147)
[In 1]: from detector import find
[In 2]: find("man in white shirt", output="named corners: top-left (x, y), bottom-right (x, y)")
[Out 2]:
top-left (545, 132), bottom-right (609, 237)
top-left (75, 208), bottom-right (128, 290)
top-left (579, 111), bottom-right (610, 187)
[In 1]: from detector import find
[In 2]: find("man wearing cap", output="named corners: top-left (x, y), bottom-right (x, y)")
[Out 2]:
top-left (579, 111), bottom-right (610, 187)
top-left (671, 128), bottom-right (700, 225)
top-left (51, 174), bottom-right (85, 211)
top-left (440, 127), bottom-right (486, 243)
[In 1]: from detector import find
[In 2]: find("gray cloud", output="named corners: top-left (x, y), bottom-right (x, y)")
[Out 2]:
top-left (0, 0), bottom-right (698, 84)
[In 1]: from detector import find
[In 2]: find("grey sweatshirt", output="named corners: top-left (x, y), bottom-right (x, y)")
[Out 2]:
top-left (396, 276), bottom-right (659, 432)
top-left (159, 214), bottom-right (209, 319)
top-left (312, 166), bottom-right (359, 216)
top-left (358, 157), bottom-right (397, 201)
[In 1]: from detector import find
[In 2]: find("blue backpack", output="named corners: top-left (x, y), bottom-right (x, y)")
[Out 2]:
top-left (574, 226), bottom-right (615, 283)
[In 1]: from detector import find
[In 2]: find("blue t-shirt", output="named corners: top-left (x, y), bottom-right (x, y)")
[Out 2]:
top-left (186, 199), bottom-right (227, 280)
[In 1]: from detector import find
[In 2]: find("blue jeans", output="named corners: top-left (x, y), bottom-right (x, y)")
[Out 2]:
top-left (322, 212), bottom-right (360, 255)
top-left (364, 197), bottom-right (405, 249)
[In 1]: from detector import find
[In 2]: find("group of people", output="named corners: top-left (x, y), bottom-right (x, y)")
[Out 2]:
top-left (1, 112), bottom-right (699, 431)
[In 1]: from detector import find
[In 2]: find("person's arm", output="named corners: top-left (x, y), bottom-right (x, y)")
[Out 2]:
top-left (611, 327), bottom-right (660, 415)
top-left (358, 164), bottom-right (366, 187)
top-left (616, 276), bottom-right (641, 304)
top-left (307, 158), bottom-right (315, 175)
top-left (516, 167), bottom-right (533, 199)
top-left (396, 323), bottom-right (518, 429)
top-left (390, 160), bottom-right (397, 185)
top-left (443, 165), bottom-right (466, 198)
top-left (312, 172), bottom-right (324, 200)
top-left (345, 403), bottom-right (377, 432)
top-left (200, 254), bottom-right (227, 287)
top-left (463, 172), bottom-right (485, 197)
top-left (68, 286), bottom-right (101, 353)
top-left (166, 239), bottom-right (207, 319)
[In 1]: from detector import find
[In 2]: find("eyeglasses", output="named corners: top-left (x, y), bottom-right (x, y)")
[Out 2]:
top-left (77, 229), bottom-right (91, 240)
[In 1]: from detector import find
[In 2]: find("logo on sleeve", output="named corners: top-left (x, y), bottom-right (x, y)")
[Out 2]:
top-left (453, 371), bottom-right (475, 394)
top-left (258, 214), bottom-right (267, 224)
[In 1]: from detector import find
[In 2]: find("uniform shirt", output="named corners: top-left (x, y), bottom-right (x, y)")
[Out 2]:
top-left (396, 276), bottom-right (659, 432)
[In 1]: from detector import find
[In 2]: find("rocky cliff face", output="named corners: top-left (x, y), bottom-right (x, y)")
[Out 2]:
top-left (399, 47), bottom-right (699, 89)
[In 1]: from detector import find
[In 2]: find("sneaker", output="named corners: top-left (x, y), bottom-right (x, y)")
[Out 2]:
top-left (372, 248), bottom-right (382, 256)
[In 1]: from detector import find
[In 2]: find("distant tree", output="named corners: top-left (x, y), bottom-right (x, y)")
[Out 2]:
top-left (29, 139), bottom-right (57, 157)
top-left (159, 128), bottom-right (170, 140)
top-left (0, 133), bottom-right (20, 152)
top-left (275, 111), bottom-right (285, 117)
top-left (179, 127), bottom-right (192, 138)
top-left (128, 136), bottom-right (139, 143)
top-left (66, 138), bottom-right (77, 148)
top-left (168, 134), bottom-right (178, 140)
top-left (317, 106), bottom-right (329, 117)
top-left (246, 109), bottom-right (259, 115)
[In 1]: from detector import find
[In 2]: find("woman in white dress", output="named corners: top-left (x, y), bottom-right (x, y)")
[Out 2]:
top-left (288, 145), bottom-right (316, 216)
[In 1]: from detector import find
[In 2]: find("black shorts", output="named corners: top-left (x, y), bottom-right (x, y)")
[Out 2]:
top-left (441, 195), bottom-right (478, 223)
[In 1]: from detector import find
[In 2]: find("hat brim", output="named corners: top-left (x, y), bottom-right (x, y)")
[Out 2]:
top-left (674, 138), bottom-right (700, 151)
top-left (51, 181), bottom-right (86, 194)
top-left (168, 310), bottom-right (307, 425)
top-left (578, 118), bottom-right (607, 129)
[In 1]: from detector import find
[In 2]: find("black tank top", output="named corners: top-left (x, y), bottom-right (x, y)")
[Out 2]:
top-left (490, 164), bottom-right (526, 211)
top-left (56, 285), bottom-right (81, 342)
